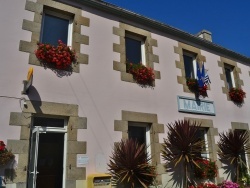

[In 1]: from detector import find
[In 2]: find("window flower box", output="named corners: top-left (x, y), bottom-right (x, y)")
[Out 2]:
top-left (186, 78), bottom-right (208, 97)
top-left (229, 88), bottom-right (246, 104)
top-left (193, 159), bottom-right (218, 180)
top-left (35, 40), bottom-right (76, 70)
top-left (126, 63), bottom-right (155, 88)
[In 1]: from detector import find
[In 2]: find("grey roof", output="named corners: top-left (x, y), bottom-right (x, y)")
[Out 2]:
top-left (72, 0), bottom-right (250, 64)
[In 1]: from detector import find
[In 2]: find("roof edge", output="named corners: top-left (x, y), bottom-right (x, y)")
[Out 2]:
top-left (71, 0), bottom-right (250, 63)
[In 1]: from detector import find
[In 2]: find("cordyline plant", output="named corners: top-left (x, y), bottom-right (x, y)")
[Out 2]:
top-left (0, 141), bottom-right (14, 166)
top-left (229, 88), bottom-right (246, 104)
top-left (162, 120), bottom-right (205, 188)
top-left (35, 40), bottom-right (76, 70)
top-left (218, 130), bottom-right (250, 183)
top-left (126, 63), bottom-right (155, 88)
top-left (108, 139), bottom-right (156, 188)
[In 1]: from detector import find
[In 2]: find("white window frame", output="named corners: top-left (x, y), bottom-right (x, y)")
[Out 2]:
top-left (183, 51), bottom-right (197, 79)
top-left (31, 116), bottom-right (68, 188)
top-left (125, 33), bottom-right (146, 66)
top-left (235, 129), bottom-right (249, 174)
top-left (128, 122), bottom-right (151, 159)
top-left (224, 64), bottom-right (236, 89)
top-left (198, 128), bottom-right (209, 159)
top-left (41, 10), bottom-right (73, 46)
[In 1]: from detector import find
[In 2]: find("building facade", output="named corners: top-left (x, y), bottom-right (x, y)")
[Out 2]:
top-left (0, 0), bottom-right (250, 187)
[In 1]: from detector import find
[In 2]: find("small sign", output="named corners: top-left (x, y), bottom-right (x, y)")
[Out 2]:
top-left (177, 96), bottom-right (215, 115)
top-left (22, 67), bottom-right (33, 94)
top-left (77, 155), bottom-right (89, 167)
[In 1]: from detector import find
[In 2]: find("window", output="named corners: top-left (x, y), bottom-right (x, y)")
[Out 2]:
top-left (224, 64), bottom-right (235, 89)
top-left (235, 129), bottom-right (249, 173)
top-left (128, 122), bottom-right (151, 156)
top-left (41, 10), bottom-right (73, 46)
top-left (197, 128), bottom-right (209, 159)
top-left (125, 33), bottom-right (146, 65)
top-left (183, 51), bottom-right (197, 79)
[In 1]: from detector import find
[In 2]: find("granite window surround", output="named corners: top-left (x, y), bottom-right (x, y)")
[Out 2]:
top-left (231, 122), bottom-right (250, 171)
top-left (113, 23), bottom-right (160, 85)
top-left (218, 57), bottom-right (244, 101)
top-left (184, 117), bottom-right (222, 183)
top-left (174, 42), bottom-right (209, 93)
top-left (114, 110), bottom-right (164, 185)
top-left (8, 100), bottom-right (87, 187)
top-left (20, 0), bottom-right (89, 73)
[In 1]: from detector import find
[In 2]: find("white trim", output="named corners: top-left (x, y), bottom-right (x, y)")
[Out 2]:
top-left (67, 19), bottom-right (73, 46)
top-left (230, 69), bottom-right (236, 88)
top-left (31, 117), bottom-right (68, 188)
top-left (146, 126), bottom-right (151, 160)
top-left (141, 40), bottom-right (146, 66)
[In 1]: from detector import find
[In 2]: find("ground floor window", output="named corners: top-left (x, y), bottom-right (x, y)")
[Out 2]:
top-left (128, 122), bottom-right (151, 157)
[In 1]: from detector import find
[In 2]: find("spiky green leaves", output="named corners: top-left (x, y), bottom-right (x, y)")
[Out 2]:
top-left (108, 139), bottom-right (156, 188)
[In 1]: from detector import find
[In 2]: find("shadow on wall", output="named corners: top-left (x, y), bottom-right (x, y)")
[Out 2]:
top-left (0, 159), bottom-right (17, 185)
top-left (27, 85), bottom-right (42, 114)
top-left (165, 161), bottom-right (186, 188)
top-left (220, 159), bottom-right (235, 181)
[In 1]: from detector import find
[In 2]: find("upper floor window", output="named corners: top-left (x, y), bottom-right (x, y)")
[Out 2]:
top-left (128, 122), bottom-right (151, 156)
top-left (125, 33), bottom-right (146, 65)
top-left (41, 10), bottom-right (73, 46)
top-left (183, 51), bottom-right (197, 79)
top-left (224, 64), bottom-right (235, 89)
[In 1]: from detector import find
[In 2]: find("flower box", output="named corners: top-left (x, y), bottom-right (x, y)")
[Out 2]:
top-left (229, 88), bottom-right (246, 104)
top-left (126, 63), bottom-right (155, 88)
top-left (35, 40), bottom-right (76, 70)
top-left (0, 141), bottom-right (14, 166)
top-left (186, 78), bottom-right (208, 97)
top-left (193, 159), bottom-right (218, 180)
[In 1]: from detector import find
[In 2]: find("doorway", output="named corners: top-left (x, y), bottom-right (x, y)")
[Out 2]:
top-left (27, 117), bottom-right (67, 188)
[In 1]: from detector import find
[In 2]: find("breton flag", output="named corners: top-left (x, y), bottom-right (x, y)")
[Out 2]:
top-left (197, 62), bottom-right (211, 86)
top-left (204, 72), bottom-right (211, 86)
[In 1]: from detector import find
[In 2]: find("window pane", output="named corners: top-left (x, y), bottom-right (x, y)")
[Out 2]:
top-left (225, 67), bottom-right (233, 89)
top-left (184, 55), bottom-right (194, 78)
top-left (41, 14), bottom-right (69, 46)
top-left (125, 37), bottom-right (142, 64)
top-left (33, 117), bottom-right (64, 128)
top-left (197, 128), bottom-right (208, 158)
top-left (128, 126), bottom-right (146, 145)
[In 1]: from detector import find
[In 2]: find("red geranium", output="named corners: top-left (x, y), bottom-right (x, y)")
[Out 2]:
top-left (0, 140), bottom-right (14, 166)
top-left (0, 141), bottom-right (5, 151)
top-left (193, 159), bottom-right (218, 180)
top-left (229, 88), bottom-right (246, 104)
top-left (186, 78), bottom-right (208, 97)
top-left (35, 40), bottom-right (76, 70)
top-left (126, 63), bottom-right (155, 88)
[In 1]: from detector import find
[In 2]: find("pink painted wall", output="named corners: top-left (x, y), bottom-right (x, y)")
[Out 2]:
top-left (0, 0), bottom-right (250, 185)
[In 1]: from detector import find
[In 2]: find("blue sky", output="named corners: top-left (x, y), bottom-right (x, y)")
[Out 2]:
top-left (104, 0), bottom-right (250, 57)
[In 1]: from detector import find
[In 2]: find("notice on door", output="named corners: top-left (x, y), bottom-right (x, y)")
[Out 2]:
top-left (77, 154), bottom-right (89, 167)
